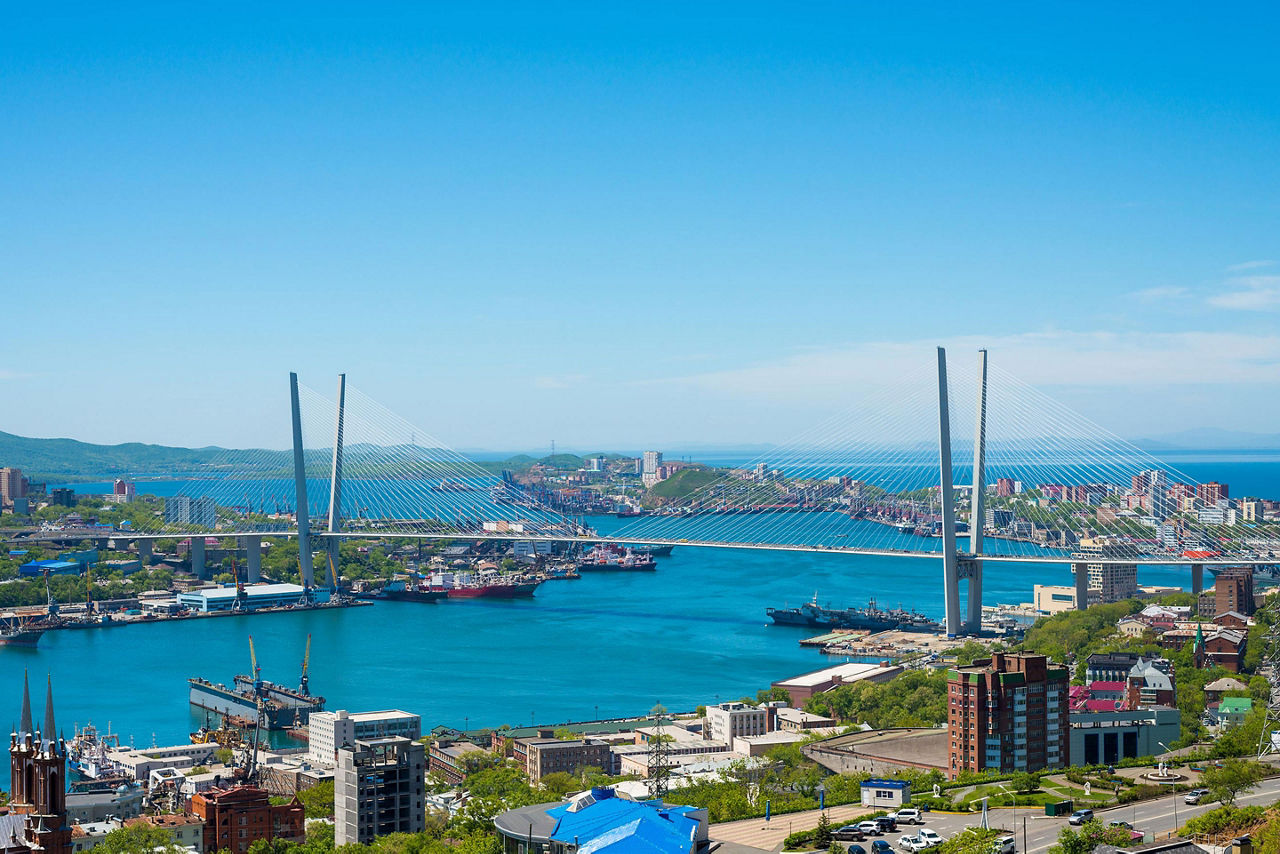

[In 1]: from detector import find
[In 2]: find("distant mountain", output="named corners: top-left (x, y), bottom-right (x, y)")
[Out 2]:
top-left (1133, 428), bottom-right (1280, 451)
top-left (0, 430), bottom-right (289, 481)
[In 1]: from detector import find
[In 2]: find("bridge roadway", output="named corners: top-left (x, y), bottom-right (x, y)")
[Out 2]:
top-left (5, 527), bottom-right (1271, 567)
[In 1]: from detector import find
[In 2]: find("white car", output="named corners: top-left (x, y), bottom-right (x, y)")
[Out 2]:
top-left (918, 830), bottom-right (945, 847)
top-left (890, 809), bottom-right (923, 825)
top-left (897, 836), bottom-right (929, 852)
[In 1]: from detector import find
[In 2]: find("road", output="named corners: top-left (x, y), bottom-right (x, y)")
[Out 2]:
top-left (710, 777), bottom-right (1280, 853)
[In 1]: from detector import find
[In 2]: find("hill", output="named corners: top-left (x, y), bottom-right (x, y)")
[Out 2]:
top-left (0, 430), bottom-right (287, 480)
top-left (647, 467), bottom-right (720, 502)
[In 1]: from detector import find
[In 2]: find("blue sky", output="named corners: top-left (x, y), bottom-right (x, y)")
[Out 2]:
top-left (3, 3), bottom-right (1278, 452)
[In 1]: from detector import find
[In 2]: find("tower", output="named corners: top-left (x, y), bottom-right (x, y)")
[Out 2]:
top-left (9, 673), bottom-right (70, 854)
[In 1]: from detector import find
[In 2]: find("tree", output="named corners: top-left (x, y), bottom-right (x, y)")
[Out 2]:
top-left (297, 780), bottom-right (334, 818)
top-left (1200, 758), bottom-right (1267, 806)
top-left (97, 824), bottom-right (182, 854)
top-left (215, 748), bottom-right (234, 765)
top-left (1010, 771), bottom-right (1040, 793)
top-left (1048, 821), bottom-right (1136, 854)
top-left (814, 812), bottom-right (834, 850)
top-left (936, 828), bottom-right (1005, 854)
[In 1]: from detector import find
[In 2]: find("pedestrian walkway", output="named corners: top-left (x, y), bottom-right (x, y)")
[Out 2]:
top-left (710, 805), bottom-right (873, 851)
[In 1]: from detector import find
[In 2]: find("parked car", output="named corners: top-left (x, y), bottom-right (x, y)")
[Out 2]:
top-left (1185, 789), bottom-right (1210, 805)
top-left (897, 836), bottom-right (929, 852)
top-left (876, 818), bottom-right (900, 834)
top-left (991, 836), bottom-right (1015, 854)
top-left (849, 846), bottom-right (868, 854)
top-left (1108, 821), bottom-right (1133, 830)
top-left (857, 822), bottom-right (882, 836)
top-left (890, 809), bottom-right (923, 825)
top-left (1068, 809), bottom-right (1094, 826)
top-left (918, 829), bottom-right (944, 847)
top-left (871, 841), bottom-right (893, 854)
top-left (835, 826), bottom-right (867, 842)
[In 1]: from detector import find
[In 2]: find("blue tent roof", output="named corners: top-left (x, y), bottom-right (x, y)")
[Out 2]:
top-left (547, 789), bottom-right (699, 854)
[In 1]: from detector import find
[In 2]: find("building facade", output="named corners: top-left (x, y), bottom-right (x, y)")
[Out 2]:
top-left (704, 703), bottom-right (767, 743)
top-left (190, 786), bottom-right (304, 854)
top-left (1069, 707), bottom-right (1180, 765)
top-left (308, 710), bottom-right (422, 766)
top-left (1215, 568), bottom-right (1256, 617)
top-left (946, 653), bottom-right (1069, 779)
top-left (3, 674), bottom-right (71, 854)
top-left (335, 737), bottom-right (426, 846)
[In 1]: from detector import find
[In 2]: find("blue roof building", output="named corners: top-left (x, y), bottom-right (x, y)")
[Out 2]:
top-left (20, 559), bottom-right (81, 577)
top-left (495, 788), bottom-right (708, 854)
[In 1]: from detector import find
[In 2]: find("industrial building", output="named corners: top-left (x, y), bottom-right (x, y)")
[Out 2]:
top-left (177, 583), bottom-right (330, 613)
top-left (493, 787), bottom-right (708, 854)
top-left (335, 737), bottom-right (426, 846)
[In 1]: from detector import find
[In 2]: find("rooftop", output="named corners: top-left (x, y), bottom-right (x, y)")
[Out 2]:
top-left (775, 661), bottom-right (901, 689)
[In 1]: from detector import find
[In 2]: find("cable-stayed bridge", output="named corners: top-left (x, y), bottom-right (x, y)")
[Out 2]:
top-left (15, 349), bottom-right (1279, 636)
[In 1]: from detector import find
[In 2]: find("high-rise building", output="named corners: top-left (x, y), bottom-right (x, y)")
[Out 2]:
top-left (1197, 482), bottom-right (1229, 505)
top-left (4, 674), bottom-right (71, 854)
top-left (1215, 567), bottom-right (1256, 617)
top-left (112, 479), bottom-right (136, 499)
top-left (335, 737), bottom-right (426, 846)
top-left (996, 478), bottom-right (1014, 497)
top-left (190, 786), bottom-right (304, 854)
top-left (1077, 544), bottom-right (1138, 602)
top-left (946, 652), bottom-right (1069, 779)
top-left (642, 450), bottom-right (662, 475)
top-left (164, 495), bottom-right (216, 527)
top-left (0, 467), bottom-right (27, 509)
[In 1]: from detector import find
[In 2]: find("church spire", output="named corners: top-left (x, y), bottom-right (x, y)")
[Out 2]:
top-left (42, 675), bottom-right (56, 753)
top-left (19, 670), bottom-right (32, 740)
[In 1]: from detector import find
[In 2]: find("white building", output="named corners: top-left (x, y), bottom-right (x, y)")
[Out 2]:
top-left (704, 703), bottom-right (767, 743)
top-left (164, 495), bottom-right (216, 527)
top-left (309, 709), bottom-right (422, 766)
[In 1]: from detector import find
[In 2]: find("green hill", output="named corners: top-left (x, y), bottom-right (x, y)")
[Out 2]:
top-left (647, 467), bottom-right (720, 501)
top-left (0, 430), bottom-right (287, 480)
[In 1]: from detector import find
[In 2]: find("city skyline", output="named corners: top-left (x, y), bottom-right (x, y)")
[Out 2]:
top-left (3, 5), bottom-right (1278, 449)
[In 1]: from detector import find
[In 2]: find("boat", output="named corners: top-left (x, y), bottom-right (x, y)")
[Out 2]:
top-left (431, 567), bottom-right (542, 598)
top-left (895, 521), bottom-right (915, 534)
top-left (0, 621), bottom-right (44, 648)
top-left (375, 577), bottom-right (448, 603)
top-left (579, 544), bottom-right (657, 571)
top-left (766, 594), bottom-right (941, 633)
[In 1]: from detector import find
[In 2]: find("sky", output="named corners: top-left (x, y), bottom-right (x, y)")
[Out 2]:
top-left (3, 3), bottom-right (1279, 453)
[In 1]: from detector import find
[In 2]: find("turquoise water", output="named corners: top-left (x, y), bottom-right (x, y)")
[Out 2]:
top-left (0, 517), bottom-right (1214, 746)
top-left (16, 454), bottom-right (1278, 745)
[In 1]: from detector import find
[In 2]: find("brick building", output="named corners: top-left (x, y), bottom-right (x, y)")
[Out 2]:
top-left (1, 674), bottom-right (71, 854)
top-left (946, 653), bottom-right (1069, 779)
top-left (1214, 568), bottom-right (1255, 617)
top-left (190, 786), bottom-right (304, 854)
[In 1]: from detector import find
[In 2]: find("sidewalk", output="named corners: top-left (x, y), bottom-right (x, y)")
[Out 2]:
top-left (711, 805), bottom-right (873, 851)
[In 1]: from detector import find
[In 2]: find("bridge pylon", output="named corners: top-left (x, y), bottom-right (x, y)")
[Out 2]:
top-left (326, 373), bottom-right (346, 592)
top-left (289, 372), bottom-right (316, 591)
top-left (938, 347), bottom-right (988, 636)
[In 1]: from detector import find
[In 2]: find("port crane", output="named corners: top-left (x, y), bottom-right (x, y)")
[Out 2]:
top-left (299, 633), bottom-right (312, 695)
top-left (242, 634), bottom-right (266, 783)
top-left (231, 556), bottom-right (246, 611)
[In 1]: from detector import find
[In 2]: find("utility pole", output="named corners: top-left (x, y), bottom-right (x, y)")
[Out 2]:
top-left (647, 703), bottom-right (671, 800)
top-left (1257, 594), bottom-right (1280, 758)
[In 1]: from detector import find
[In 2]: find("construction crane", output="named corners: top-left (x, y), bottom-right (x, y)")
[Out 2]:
top-left (43, 568), bottom-right (58, 618)
top-left (245, 635), bottom-right (265, 783)
top-left (299, 633), bottom-right (312, 696)
top-left (327, 552), bottom-right (339, 594)
top-left (85, 563), bottom-right (94, 614)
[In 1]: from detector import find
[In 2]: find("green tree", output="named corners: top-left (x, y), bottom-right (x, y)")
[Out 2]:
top-left (1048, 821), bottom-right (1137, 854)
top-left (936, 828), bottom-right (1004, 854)
top-left (1010, 771), bottom-right (1040, 793)
top-left (97, 824), bottom-right (182, 854)
top-left (297, 781), bottom-right (334, 818)
top-left (215, 747), bottom-right (235, 765)
top-left (814, 812), bottom-right (834, 850)
top-left (1200, 758), bottom-right (1267, 806)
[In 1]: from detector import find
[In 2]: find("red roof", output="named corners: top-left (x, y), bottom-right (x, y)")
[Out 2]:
top-left (1088, 681), bottom-right (1127, 692)
top-left (1085, 699), bottom-right (1123, 712)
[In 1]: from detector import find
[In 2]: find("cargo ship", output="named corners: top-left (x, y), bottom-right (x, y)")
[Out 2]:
top-left (428, 567), bottom-right (542, 598)
top-left (579, 544), bottom-right (657, 571)
top-left (767, 594), bottom-right (940, 633)
top-left (374, 577), bottom-right (449, 602)
top-left (188, 673), bottom-right (325, 730)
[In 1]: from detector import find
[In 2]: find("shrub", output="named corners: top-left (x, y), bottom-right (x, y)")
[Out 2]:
top-left (784, 830), bottom-right (817, 850)
top-left (1117, 785), bottom-right (1163, 804)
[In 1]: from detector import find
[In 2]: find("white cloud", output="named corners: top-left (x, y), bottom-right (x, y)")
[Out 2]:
top-left (1208, 275), bottom-right (1280, 311)
top-left (1226, 260), bottom-right (1276, 272)
top-left (1130, 286), bottom-right (1188, 301)
top-left (643, 331), bottom-right (1280, 405)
